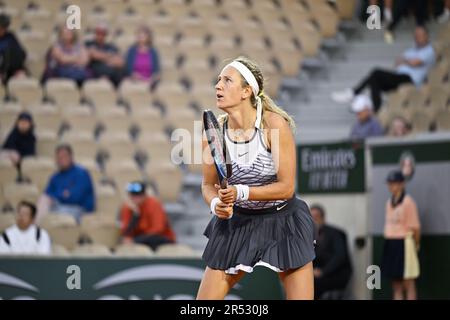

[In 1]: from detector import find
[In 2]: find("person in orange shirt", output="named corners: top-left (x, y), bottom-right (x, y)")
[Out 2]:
top-left (381, 170), bottom-right (421, 300)
top-left (120, 181), bottom-right (176, 250)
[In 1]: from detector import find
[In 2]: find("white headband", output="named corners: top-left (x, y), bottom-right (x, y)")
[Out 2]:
top-left (224, 60), bottom-right (262, 129)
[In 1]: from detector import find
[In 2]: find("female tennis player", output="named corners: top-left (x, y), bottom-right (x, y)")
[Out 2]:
top-left (197, 56), bottom-right (315, 300)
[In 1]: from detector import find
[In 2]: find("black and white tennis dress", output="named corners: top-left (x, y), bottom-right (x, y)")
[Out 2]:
top-left (202, 118), bottom-right (316, 274)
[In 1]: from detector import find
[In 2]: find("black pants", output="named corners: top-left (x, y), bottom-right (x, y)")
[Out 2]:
top-left (353, 68), bottom-right (413, 112)
top-left (134, 234), bottom-right (173, 251)
top-left (388, 0), bottom-right (428, 31)
top-left (314, 271), bottom-right (351, 300)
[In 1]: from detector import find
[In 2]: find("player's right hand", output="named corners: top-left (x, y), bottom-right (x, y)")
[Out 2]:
top-left (214, 201), bottom-right (234, 220)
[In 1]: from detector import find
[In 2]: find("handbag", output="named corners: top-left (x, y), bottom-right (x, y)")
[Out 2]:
top-left (404, 232), bottom-right (420, 279)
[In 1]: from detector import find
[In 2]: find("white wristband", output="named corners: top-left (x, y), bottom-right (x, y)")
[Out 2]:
top-left (210, 197), bottom-right (220, 216)
top-left (235, 184), bottom-right (250, 201)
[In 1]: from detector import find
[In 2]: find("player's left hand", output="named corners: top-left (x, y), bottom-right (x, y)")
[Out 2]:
top-left (215, 184), bottom-right (237, 204)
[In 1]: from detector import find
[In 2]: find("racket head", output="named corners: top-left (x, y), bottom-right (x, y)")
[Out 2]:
top-left (203, 110), bottom-right (232, 187)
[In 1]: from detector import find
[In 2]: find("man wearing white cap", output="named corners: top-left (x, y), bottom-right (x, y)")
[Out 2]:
top-left (349, 95), bottom-right (384, 140)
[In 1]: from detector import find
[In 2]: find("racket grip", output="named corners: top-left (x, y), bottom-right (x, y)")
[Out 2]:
top-left (220, 177), bottom-right (228, 189)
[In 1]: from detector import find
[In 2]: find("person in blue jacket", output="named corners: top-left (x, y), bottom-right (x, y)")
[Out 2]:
top-left (125, 25), bottom-right (160, 90)
top-left (37, 144), bottom-right (95, 224)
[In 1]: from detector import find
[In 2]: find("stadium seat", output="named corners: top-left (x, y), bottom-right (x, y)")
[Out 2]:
top-left (21, 157), bottom-right (56, 191)
top-left (96, 183), bottom-right (121, 218)
top-left (335, 0), bottom-right (357, 20)
top-left (45, 79), bottom-right (81, 108)
top-left (435, 110), bottom-right (450, 131)
top-left (31, 106), bottom-right (62, 135)
top-left (98, 132), bottom-right (136, 161)
top-left (0, 157), bottom-right (17, 187)
top-left (52, 244), bottom-right (70, 256)
top-left (114, 243), bottom-right (154, 257)
top-left (60, 131), bottom-right (98, 159)
top-left (2, 182), bottom-right (40, 208)
top-left (39, 213), bottom-right (80, 250)
top-left (0, 101), bottom-right (22, 134)
top-left (17, 30), bottom-right (50, 59)
top-left (0, 213), bottom-right (15, 232)
top-left (96, 107), bottom-right (131, 134)
top-left (36, 130), bottom-right (58, 158)
top-left (104, 159), bottom-right (142, 194)
top-left (147, 162), bottom-right (183, 202)
top-left (62, 106), bottom-right (97, 134)
top-left (130, 107), bottom-right (166, 134)
top-left (119, 79), bottom-right (153, 110)
top-left (7, 77), bottom-right (43, 108)
top-left (155, 243), bottom-right (197, 257)
top-left (136, 132), bottom-right (173, 164)
top-left (410, 110), bottom-right (432, 133)
top-left (71, 244), bottom-right (112, 256)
top-left (22, 8), bottom-right (54, 33)
top-left (80, 214), bottom-right (120, 248)
top-left (82, 79), bottom-right (118, 109)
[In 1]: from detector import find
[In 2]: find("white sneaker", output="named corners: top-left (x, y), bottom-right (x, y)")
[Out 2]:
top-left (437, 9), bottom-right (450, 24)
top-left (331, 88), bottom-right (355, 104)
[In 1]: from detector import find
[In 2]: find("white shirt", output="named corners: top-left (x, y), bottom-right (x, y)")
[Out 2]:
top-left (0, 224), bottom-right (51, 255)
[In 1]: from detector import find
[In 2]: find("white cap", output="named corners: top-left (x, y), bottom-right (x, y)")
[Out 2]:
top-left (351, 95), bottom-right (373, 113)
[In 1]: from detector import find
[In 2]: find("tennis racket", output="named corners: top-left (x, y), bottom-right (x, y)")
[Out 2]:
top-left (203, 109), bottom-right (232, 189)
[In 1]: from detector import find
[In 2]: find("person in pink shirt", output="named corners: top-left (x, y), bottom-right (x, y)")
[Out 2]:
top-left (381, 170), bottom-right (421, 300)
top-left (125, 25), bottom-right (161, 90)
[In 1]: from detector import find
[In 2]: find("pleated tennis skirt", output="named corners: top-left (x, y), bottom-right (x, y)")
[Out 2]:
top-left (202, 196), bottom-right (316, 274)
top-left (381, 237), bottom-right (420, 280)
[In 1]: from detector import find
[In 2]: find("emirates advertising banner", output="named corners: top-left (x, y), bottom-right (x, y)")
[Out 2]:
top-left (0, 258), bottom-right (283, 300)
top-left (297, 141), bottom-right (365, 194)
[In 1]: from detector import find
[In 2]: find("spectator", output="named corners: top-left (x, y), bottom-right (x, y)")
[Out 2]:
top-left (125, 25), bottom-right (160, 90)
top-left (0, 13), bottom-right (27, 84)
top-left (0, 201), bottom-right (51, 255)
top-left (437, 0), bottom-right (450, 23)
top-left (381, 170), bottom-right (421, 300)
top-left (310, 204), bottom-right (352, 300)
top-left (85, 23), bottom-right (125, 87)
top-left (1, 112), bottom-right (36, 171)
top-left (349, 95), bottom-right (384, 140)
top-left (383, 0), bottom-right (429, 44)
top-left (388, 116), bottom-right (411, 137)
top-left (36, 144), bottom-right (95, 223)
top-left (120, 181), bottom-right (175, 251)
top-left (332, 26), bottom-right (435, 112)
top-left (44, 26), bottom-right (89, 86)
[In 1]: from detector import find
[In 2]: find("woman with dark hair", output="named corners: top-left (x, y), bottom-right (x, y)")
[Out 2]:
top-left (125, 25), bottom-right (161, 89)
top-left (1, 111), bottom-right (36, 179)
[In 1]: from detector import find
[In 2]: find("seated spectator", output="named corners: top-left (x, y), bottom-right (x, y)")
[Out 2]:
top-left (44, 26), bottom-right (89, 86)
top-left (388, 116), bottom-right (411, 137)
top-left (125, 25), bottom-right (160, 90)
top-left (332, 26), bottom-right (435, 112)
top-left (0, 13), bottom-right (26, 84)
top-left (310, 204), bottom-right (352, 300)
top-left (37, 144), bottom-right (95, 223)
top-left (349, 95), bottom-right (384, 140)
top-left (120, 181), bottom-right (175, 251)
top-left (0, 201), bottom-right (51, 255)
top-left (1, 112), bottom-right (36, 175)
top-left (85, 23), bottom-right (125, 87)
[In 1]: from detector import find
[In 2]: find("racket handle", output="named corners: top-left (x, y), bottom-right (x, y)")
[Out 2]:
top-left (220, 177), bottom-right (228, 189)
